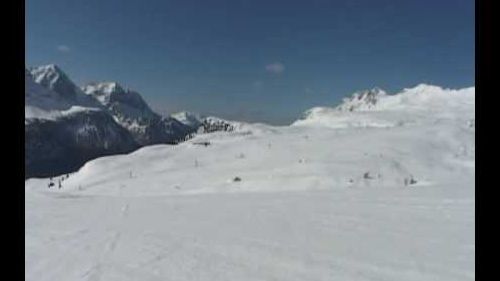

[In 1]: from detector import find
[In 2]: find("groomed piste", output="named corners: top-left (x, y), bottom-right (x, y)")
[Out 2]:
top-left (26, 84), bottom-right (475, 281)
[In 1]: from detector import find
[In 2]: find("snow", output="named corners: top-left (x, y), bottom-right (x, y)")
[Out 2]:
top-left (25, 84), bottom-right (474, 281)
top-left (171, 111), bottom-right (204, 128)
top-left (294, 84), bottom-right (474, 129)
top-left (30, 64), bottom-right (63, 86)
top-left (25, 70), bottom-right (71, 120)
top-left (26, 65), bottom-right (105, 121)
top-left (335, 87), bottom-right (388, 112)
top-left (25, 73), bottom-right (100, 121)
top-left (82, 81), bottom-right (163, 137)
top-left (82, 82), bottom-right (132, 107)
top-left (25, 105), bottom-right (101, 122)
top-left (29, 64), bottom-right (103, 109)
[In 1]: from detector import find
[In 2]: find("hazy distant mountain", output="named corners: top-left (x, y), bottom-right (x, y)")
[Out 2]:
top-left (171, 111), bottom-right (241, 134)
top-left (171, 111), bottom-right (204, 129)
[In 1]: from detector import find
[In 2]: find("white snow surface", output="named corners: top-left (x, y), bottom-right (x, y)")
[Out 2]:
top-left (294, 84), bottom-right (474, 129)
top-left (26, 84), bottom-right (475, 281)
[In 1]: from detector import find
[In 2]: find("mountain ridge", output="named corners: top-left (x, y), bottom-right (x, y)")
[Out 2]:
top-left (25, 64), bottom-right (474, 178)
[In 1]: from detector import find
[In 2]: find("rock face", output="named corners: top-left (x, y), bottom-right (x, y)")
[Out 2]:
top-left (82, 82), bottom-right (194, 145)
top-left (335, 87), bottom-right (387, 112)
top-left (25, 109), bottom-right (138, 178)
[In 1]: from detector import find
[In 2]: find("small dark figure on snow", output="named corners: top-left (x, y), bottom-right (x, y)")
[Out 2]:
top-left (233, 177), bottom-right (242, 182)
top-left (193, 141), bottom-right (211, 146)
top-left (404, 175), bottom-right (417, 186)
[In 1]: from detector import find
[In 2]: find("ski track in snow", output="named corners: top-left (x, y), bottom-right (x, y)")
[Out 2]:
top-left (25, 85), bottom-right (474, 281)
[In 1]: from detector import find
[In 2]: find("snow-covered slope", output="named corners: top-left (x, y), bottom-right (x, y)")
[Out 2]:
top-left (294, 84), bottom-right (474, 129)
top-left (26, 84), bottom-right (475, 281)
top-left (335, 87), bottom-right (387, 112)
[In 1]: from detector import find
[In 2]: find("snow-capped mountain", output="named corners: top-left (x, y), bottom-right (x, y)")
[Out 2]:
top-left (29, 64), bottom-right (102, 109)
top-left (294, 84), bottom-right (474, 129)
top-left (82, 82), bottom-right (157, 120)
top-left (25, 69), bottom-right (73, 120)
top-left (25, 67), bottom-right (139, 178)
top-left (26, 65), bottom-right (196, 178)
top-left (82, 82), bottom-right (194, 145)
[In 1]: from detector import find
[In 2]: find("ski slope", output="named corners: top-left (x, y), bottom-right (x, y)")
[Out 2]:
top-left (25, 85), bottom-right (475, 281)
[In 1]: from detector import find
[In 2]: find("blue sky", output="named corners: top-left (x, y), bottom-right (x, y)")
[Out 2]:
top-left (26, 0), bottom-right (474, 124)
